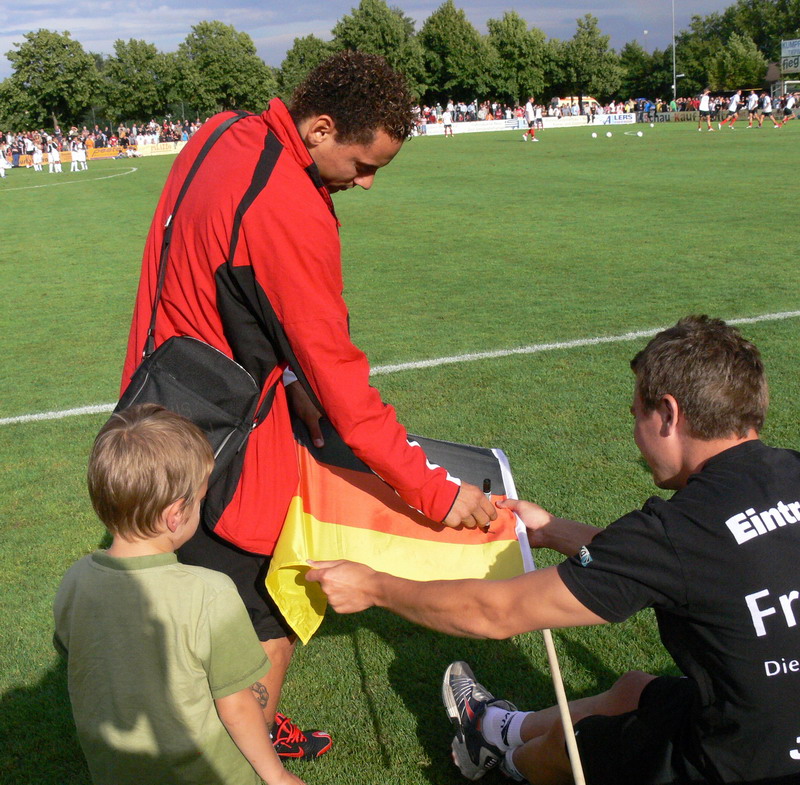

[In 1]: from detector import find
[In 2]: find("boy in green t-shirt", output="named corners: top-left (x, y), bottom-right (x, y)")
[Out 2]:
top-left (54, 404), bottom-right (306, 785)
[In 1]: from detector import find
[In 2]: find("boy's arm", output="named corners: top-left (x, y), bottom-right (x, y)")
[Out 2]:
top-left (215, 684), bottom-right (305, 785)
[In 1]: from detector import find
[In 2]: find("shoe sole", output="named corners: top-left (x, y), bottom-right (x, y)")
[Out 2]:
top-left (450, 735), bottom-right (489, 780)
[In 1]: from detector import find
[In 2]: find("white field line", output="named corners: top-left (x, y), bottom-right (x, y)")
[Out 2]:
top-left (0, 166), bottom-right (137, 192)
top-left (369, 310), bottom-right (800, 375)
top-left (2, 309), bottom-right (799, 427)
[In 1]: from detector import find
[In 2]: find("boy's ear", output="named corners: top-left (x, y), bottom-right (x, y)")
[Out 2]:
top-left (161, 499), bottom-right (187, 533)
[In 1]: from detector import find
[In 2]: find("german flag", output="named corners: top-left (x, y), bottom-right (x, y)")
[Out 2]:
top-left (266, 419), bottom-right (525, 643)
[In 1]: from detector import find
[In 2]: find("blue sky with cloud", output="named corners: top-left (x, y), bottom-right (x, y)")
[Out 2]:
top-left (0, 1), bottom-right (733, 81)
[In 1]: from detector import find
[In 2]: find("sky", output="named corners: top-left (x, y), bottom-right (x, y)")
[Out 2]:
top-left (0, 1), bottom-right (734, 81)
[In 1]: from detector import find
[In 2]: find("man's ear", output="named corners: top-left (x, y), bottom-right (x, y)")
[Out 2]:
top-left (300, 115), bottom-right (337, 149)
top-left (658, 394), bottom-right (680, 435)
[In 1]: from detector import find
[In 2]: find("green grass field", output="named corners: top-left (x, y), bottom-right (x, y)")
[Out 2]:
top-left (1, 120), bottom-right (798, 784)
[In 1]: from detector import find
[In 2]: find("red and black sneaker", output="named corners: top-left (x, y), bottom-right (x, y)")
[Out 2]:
top-left (272, 712), bottom-right (332, 760)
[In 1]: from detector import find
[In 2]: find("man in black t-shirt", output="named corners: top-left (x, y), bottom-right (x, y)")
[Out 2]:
top-left (308, 315), bottom-right (800, 785)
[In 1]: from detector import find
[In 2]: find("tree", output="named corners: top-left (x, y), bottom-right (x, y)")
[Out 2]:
top-left (560, 15), bottom-right (621, 106)
top-left (618, 41), bottom-right (650, 98)
top-left (486, 11), bottom-right (548, 103)
top-left (99, 39), bottom-right (174, 123)
top-left (708, 31), bottom-right (768, 88)
top-left (4, 29), bottom-right (97, 129)
top-left (278, 35), bottom-right (333, 100)
top-left (715, 0), bottom-right (800, 62)
top-left (541, 38), bottom-right (568, 100)
top-left (619, 41), bottom-right (674, 98)
top-left (650, 47), bottom-right (678, 99)
top-left (419, 0), bottom-right (496, 101)
top-left (727, 0), bottom-right (785, 59)
top-left (671, 0), bottom-right (800, 95)
top-left (176, 21), bottom-right (278, 117)
top-left (0, 78), bottom-right (28, 129)
top-left (331, 0), bottom-right (427, 96)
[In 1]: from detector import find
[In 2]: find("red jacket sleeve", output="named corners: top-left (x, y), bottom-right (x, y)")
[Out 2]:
top-left (237, 158), bottom-right (461, 523)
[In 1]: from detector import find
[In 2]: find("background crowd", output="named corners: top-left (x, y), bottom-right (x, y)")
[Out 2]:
top-left (1, 0), bottom-right (795, 147)
top-left (4, 87), bottom-right (795, 163)
top-left (408, 90), bottom-right (797, 132)
top-left (1, 118), bottom-right (205, 170)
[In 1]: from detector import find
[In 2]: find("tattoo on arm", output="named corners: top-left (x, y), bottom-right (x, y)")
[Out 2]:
top-left (250, 681), bottom-right (269, 709)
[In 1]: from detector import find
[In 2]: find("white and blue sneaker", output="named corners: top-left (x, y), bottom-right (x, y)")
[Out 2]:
top-left (442, 661), bottom-right (517, 780)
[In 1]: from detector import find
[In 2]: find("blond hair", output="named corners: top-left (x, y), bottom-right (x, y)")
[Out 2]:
top-left (88, 404), bottom-right (214, 539)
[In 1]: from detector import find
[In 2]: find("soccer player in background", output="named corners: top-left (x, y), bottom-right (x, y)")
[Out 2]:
top-left (746, 90), bottom-right (759, 127)
top-left (442, 107), bottom-right (454, 138)
top-left (697, 88), bottom-right (714, 131)
top-left (718, 89), bottom-right (742, 129)
top-left (522, 97), bottom-right (538, 142)
top-left (758, 91), bottom-right (782, 128)
top-left (780, 92), bottom-right (797, 125)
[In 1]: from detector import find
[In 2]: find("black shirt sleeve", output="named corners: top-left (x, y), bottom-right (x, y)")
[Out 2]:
top-left (557, 497), bottom-right (689, 623)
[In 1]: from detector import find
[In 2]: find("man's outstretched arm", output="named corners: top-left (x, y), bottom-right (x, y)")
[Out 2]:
top-left (306, 561), bottom-right (606, 639)
top-left (498, 498), bottom-right (601, 556)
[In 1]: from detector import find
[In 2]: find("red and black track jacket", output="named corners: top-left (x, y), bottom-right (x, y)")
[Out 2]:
top-left (122, 100), bottom-right (460, 554)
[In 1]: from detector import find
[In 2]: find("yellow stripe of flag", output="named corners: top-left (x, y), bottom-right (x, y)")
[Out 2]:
top-left (267, 496), bottom-right (523, 643)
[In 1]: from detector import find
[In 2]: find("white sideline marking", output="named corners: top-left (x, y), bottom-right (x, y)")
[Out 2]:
top-left (370, 310), bottom-right (800, 375)
top-left (0, 167), bottom-right (137, 192)
top-left (2, 309), bottom-right (799, 427)
top-left (1, 404), bottom-right (116, 425)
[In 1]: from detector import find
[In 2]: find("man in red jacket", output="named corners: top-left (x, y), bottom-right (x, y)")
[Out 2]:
top-left (123, 51), bottom-right (495, 759)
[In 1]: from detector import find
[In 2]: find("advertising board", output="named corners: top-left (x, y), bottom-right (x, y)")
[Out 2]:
top-left (781, 39), bottom-right (800, 73)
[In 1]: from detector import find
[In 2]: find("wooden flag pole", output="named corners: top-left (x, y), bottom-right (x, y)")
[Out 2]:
top-left (494, 449), bottom-right (586, 785)
top-left (540, 626), bottom-right (586, 785)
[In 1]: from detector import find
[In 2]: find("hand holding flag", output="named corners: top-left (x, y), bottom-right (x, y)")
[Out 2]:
top-left (444, 482), bottom-right (498, 529)
top-left (306, 559), bottom-right (379, 614)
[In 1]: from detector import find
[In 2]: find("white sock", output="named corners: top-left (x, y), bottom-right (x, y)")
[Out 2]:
top-left (481, 706), bottom-right (533, 750)
top-left (501, 748), bottom-right (526, 781)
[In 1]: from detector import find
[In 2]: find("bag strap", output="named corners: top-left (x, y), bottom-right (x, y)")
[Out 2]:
top-left (144, 111), bottom-right (250, 358)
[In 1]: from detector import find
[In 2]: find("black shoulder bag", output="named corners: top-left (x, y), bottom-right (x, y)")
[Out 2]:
top-left (114, 113), bottom-right (282, 531)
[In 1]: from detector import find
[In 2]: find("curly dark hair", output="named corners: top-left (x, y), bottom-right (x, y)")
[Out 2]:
top-left (289, 50), bottom-right (414, 145)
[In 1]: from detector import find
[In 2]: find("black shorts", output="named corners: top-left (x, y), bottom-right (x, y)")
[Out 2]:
top-left (699, 109), bottom-right (710, 117)
top-left (178, 521), bottom-right (295, 641)
top-left (574, 676), bottom-right (705, 785)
